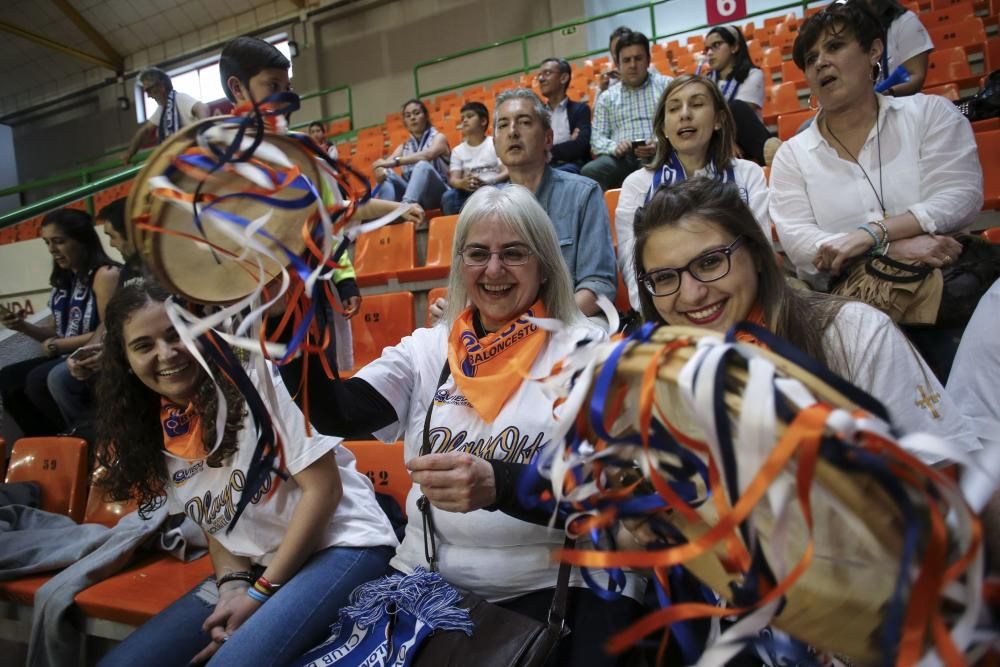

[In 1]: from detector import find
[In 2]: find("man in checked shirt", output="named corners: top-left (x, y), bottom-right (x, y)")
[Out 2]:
top-left (582, 30), bottom-right (672, 191)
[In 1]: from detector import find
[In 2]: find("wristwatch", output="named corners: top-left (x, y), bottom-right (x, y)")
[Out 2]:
top-left (46, 339), bottom-right (59, 356)
top-left (393, 156), bottom-right (401, 167)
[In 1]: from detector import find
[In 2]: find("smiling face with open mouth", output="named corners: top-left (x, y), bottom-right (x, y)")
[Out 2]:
top-left (41, 223), bottom-right (87, 273)
top-left (460, 214), bottom-right (543, 333)
top-left (123, 301), bottom-right (203, 405)
top-left (803, 26), bottom-right (882, 112)
top-left (663, 80), bottom-right (721, 164)
top-left (641, 215), bottom-right (758, 334)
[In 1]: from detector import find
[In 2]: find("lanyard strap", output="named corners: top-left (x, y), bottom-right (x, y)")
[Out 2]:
top-left (418, 358), bottom-right (573, 626)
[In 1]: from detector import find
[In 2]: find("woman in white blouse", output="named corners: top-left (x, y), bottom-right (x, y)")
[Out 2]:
top-left (769, 0), bottom-right (981, 291)
top-left (616, 74), bottom-right (769, 311)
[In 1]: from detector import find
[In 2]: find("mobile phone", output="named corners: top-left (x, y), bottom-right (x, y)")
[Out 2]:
top-left (631, 140), bottom-right (647, 148)
top-left (69, 345), bottom-right (102, 362)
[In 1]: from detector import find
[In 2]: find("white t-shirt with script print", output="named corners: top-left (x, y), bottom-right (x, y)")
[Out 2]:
top-left (357, 319), bottom-right (645, 602)
top-left (163, 366), bottom-right (397, 565)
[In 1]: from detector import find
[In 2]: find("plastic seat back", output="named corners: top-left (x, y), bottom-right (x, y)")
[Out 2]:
top-left (83, 481), bottom-right (137, 528)
top-left (925, 46), bottom-right (974, 86)
top-left (343, 440), bottom-right (412, 514)
top-left (929, 18), bottom-right (986, 50)
top-left (5, 436), bottom-right (89, 522)
top-left (777, 108), bottom-right (817, 140)
top-left (353, 222), bottom-right (416, 286)
top-left (919, 1), bottom-right (975, 29)
top-left (604, 189), bottom-right (621, 246)
top-left (350, 292), bottom-right (416, 370)
top-left (922, 82), bottom-right (961, 100)
top-left (424, 214), bottom-right (459, 271)
top-left (976, 131), bottom-right (1000, 209)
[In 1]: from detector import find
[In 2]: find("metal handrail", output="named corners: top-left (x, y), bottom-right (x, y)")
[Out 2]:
top-left (0, 85), bottom-right (354, 204)
top-left (413, 0), bottom-right (811, 98)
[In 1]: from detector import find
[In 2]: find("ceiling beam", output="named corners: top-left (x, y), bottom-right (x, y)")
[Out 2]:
top-left (51, 0), bottom-right (124, 73)
top-left (0, 19), bottom-right (120, 71)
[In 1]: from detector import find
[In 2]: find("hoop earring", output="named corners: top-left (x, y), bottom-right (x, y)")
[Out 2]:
top-left (870, 60), bottom-right (882, 82)
top-left (808, 95), bottom-right (820, 112)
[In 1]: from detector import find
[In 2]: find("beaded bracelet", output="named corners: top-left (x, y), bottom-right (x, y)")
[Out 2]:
top-left (871, 220), bottom-right (889, 247)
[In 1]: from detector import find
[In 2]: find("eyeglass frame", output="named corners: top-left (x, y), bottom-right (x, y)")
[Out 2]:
top-left (457, 244), bottom-right (534, 267)
top-left (639, 236), bottom-right (746, 297)
top-left (703, 39), bottom-right (729, 53)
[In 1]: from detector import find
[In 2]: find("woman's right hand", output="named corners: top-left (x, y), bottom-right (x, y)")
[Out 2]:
top-left (887, 234), bottom-right (963, 267)
top-left (192, 581), bottom-right (258, 663)
top-left (0, 307), bottom-right (24, 331)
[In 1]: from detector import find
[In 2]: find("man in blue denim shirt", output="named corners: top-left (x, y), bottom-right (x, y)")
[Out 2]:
top-left (493, 88), bottom-right (617, 317)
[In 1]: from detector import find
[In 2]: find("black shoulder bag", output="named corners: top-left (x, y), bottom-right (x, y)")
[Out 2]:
top-left (412, 361), bottom-right (572, 667)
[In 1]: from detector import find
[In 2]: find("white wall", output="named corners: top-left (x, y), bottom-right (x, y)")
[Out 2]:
top-left (0, 124), bottom-right (18, 215)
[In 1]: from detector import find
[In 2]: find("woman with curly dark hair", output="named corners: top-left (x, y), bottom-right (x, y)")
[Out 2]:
top-left (94, 281), bottom-right (396, 666)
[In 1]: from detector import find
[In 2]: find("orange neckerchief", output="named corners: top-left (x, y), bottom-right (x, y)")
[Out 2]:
top-left (446, 301), bottom-right (548, 423)
top-left (160, 398), bottom-right (205, 460)
top-left (733, 303), bottom-right (767, 347)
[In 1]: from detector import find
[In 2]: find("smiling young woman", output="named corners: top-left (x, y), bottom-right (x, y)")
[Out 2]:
top-left (633, 177), bottom-right (979, 465)
top-left (615, 74), bottom-right (769, 313)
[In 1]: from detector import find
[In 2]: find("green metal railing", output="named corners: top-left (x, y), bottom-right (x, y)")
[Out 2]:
top-left (413, 0), bottom-right (812, 98)
top-left (0, 85), bottom-right (354, 229)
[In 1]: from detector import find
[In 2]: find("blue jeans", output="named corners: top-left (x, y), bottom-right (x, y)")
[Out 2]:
top-left (376, 162), bottom-right (447, 209)
top-left (46, 360), bottom-right (93, 432)
top-left (97, 545), bottom-right (393, 667)
top-left (441, 187), bottom-right (472, 215)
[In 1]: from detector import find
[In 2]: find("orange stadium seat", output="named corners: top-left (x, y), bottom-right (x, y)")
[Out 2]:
top-left (764, 82), bottom-right (802, 123)
top-left (397, 214), bottom-right (459, 282)
top-left (343, 441), bottom-right (412, 513)
top-left (932, 0), bottom-right (975, 9)
top-left (746, 39), bottom-right (764, 66)
top-left (919, 1), bottom-right (975, 29)
top-left (5, 436), bottom-right (89, 522)
top-left (781, 60), bottom-right (807, 85)
top-left (986, 38), bottom-right (1000, 73)
top-left (350, 291), bottom-right (415, 370)
top-left (924, 46), bottom-right (976, 87)
top-left (83, 476), bottom-right (137, 528)
top-left (426, 287), bottom-right (448, 327)
top-left (982, 227), bottom-right (1000, 243)
top-left (353, 222), bottom-right (416, 287)
top-left (74, 553), bottom-right (214, 627)
top-left (929, 18), bottom-right (986, 50)
top-left (777, 108), bottom-right (816, 140)
top-left (604, 189), bottom-right (621, 246)
top-left (761, 47), bottom-right (783, 72)
top-left (922, 82), bottom-right (961, 99)
top-left (976, 131), bottom-right (1000, 209)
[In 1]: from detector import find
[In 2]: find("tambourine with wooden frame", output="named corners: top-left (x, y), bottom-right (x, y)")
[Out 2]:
top-left (536, 323), bottom-right (983, 666)
top-left (126, 117), bottom-right (325, 305)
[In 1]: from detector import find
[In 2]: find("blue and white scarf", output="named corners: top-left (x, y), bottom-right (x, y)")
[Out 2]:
top-left (50, 270), bottom-right (99, 338)
top-left (157, 89), bottom-right (182, 143)
top-left (646, 153), bottom-right (738, 203)
top-left (708, 70), bottom-right (741, 102)
top-left (293, 568), bottom-right (473, 667)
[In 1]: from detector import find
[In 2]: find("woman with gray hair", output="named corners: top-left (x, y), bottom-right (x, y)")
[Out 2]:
top-left (122, 67), bottom-right (210, 164)
top-left (279, 184), bottom-right (644, 665)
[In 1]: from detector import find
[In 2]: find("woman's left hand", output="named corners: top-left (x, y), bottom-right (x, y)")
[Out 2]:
top-left (813, 230), bottom-right (875, 275)
top-left (408, 452), bottom-right (496, 512)
top-left (191, 583), bottom-right (262, 664)
top-left (342, 296), bottom-right (361, 320)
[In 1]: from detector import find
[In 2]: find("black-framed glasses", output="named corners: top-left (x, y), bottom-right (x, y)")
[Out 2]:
top-left (458, 245), bottom-right (533, 267)
top-left (640, 236), bottom-right (745, 297)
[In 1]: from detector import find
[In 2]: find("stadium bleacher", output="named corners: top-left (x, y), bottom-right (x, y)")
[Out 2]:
top-left (0, 1), bottom-right (998, 659)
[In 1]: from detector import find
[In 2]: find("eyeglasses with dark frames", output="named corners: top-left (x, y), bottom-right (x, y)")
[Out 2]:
top-left (640, 236), bottom-right (745, 297)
